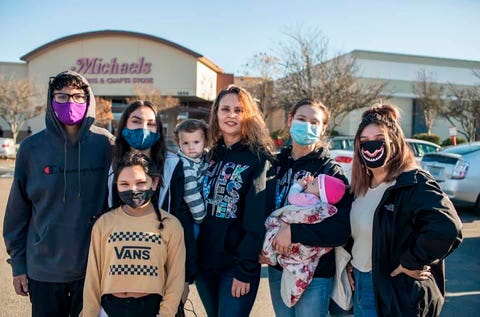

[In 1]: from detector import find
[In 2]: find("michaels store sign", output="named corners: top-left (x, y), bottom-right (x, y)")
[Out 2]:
top-left (70, 57), bottom-right (154, 84)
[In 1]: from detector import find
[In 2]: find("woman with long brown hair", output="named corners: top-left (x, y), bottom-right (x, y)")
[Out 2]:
top-left (195, 85), bottom-right (275, 316)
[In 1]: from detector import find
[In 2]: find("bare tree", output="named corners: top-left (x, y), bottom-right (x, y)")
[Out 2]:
top-left (274, 26), bottom-right (385, 132)
top-left (240, 53), bottom-right (280, 119)
top-left (442, 83), bottom-right (480, 142)
top-left (275, 26), bottom-right (328, 111)
top-left (412, 69), bottom-right (445, 134)
top-left (127, 84), bottom-right (179, 111)
top-left (0, 76), bottom-right (45, 143)
top-left (316, 55), bottom-right (385, 132)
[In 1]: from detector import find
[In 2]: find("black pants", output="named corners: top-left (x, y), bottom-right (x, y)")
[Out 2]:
top-left (101, 294), bottom-right (162, 317)
top-left (28, 278), bottom-right (84, 317)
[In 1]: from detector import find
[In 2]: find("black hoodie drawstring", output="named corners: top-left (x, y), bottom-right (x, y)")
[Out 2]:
top-left (78, 139), bottom-right (81, 198)
top-left (63, 138), bottom-right (83, 201)
top-left (63, 139), bottom-right (67, 202)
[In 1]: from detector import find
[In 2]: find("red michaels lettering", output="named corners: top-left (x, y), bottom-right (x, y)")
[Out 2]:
top-left (71, 57), bottom-right (152, 75)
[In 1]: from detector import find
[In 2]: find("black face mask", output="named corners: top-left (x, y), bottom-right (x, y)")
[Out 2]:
top-left (360, 140), bottom-right (388, 169)
top-left (118, 189), bottom-right (154, 209)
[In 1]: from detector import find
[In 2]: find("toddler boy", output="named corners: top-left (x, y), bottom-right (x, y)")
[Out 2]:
top-left (174, 119), bottom-right (209, 238)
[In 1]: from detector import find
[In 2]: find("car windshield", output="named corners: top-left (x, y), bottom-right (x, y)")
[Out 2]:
top-left (329, 138), bottom-right (354, 151)
top-left (443, 144), bottom-right (480, 155)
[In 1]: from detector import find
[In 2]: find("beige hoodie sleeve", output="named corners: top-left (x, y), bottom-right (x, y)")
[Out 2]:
top-left (159, 218), bottom-right (186, 317)
top-left (80, 221), bottom-right (104, 317)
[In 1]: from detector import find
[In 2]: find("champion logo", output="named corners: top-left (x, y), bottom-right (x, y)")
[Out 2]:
top-left (384, 204), bottom-right (395, 212)
top-left (42, 165), bottom-right (106, 175)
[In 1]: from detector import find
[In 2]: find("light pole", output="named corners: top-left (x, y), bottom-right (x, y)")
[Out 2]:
top-left (449, 126), bottom-right (457, 146)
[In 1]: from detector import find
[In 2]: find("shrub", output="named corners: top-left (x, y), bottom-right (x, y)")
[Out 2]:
top-left (270, 129), bottom-right (283, 140)
top-left (271, 129), bottom-right (289, 149)
top-left (412, 133), bottom-right (440, 145)
top-left (441, 137), bottom-right (467, 146)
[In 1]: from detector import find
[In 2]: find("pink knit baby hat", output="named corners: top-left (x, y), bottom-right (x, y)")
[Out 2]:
top-left (318, 174), bottom-right (346, 204)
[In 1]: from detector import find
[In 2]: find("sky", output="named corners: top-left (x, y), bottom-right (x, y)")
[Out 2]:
top-left (0, 0), bottom-right (479, 75)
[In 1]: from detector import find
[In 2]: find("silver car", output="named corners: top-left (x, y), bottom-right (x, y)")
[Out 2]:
top-left (421, 142), bottom-right (480, 213)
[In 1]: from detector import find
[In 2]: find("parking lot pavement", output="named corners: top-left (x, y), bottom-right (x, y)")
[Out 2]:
top-left (0, 178), bottom-right (31, 317)
top-left (442, 211), bottom-right (480, 316)
top-left (0, 176), bottom-right (274, 317)
top-left (0, 174), bottom-right (479, 316)
top-left (0, 159), bottom-right (14, 178)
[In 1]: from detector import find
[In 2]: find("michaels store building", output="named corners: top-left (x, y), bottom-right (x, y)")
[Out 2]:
top-left (0, 30), bottom-right (234, 140)
top-left (1, 30), bottom-right (480, 143)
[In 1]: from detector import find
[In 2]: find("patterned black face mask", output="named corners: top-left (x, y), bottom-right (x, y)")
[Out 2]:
top-left (118, 188), bottom-right (154, 209)
top-left (360, 140), bottom-right (388, 169)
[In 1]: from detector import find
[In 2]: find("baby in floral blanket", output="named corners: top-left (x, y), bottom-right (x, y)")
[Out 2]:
top-left (262, 173), bottom-right (346, 307)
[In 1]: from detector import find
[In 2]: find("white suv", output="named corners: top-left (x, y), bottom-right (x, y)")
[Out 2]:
top-left (0, 137), bottom-right (16, 158)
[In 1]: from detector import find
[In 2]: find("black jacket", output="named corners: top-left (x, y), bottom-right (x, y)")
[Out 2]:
top-left (273, 146), bottom-right (353, 278)
top-left (198, 140), bottom-right (275, 283)
top-left (4, 71), bottom-right (113, 282)
top-left (370, 169), bottom-right (462, 317)
top-left (161, 155), bottom-right (197, 284)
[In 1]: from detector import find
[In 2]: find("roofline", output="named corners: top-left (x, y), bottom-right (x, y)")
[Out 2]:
top-left (0, 61), bottom-right (26, 66)
top-left (20, 30), bottom-right (224, 73)
top-left (197, 57), bottom-right (224, 73)
top-left (347, 49), bottom-right (480, 68)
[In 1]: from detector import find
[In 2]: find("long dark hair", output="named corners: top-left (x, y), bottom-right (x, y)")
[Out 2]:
top-left (91, 153), bottom-right (166, 228)
top-left (111, 100), bottom-right (167, 206)
top-left (113, 100), bottom-right (167, 179)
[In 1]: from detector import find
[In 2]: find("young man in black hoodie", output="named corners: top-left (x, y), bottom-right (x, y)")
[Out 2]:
top-left (3, 70), bottom-right (114, 317)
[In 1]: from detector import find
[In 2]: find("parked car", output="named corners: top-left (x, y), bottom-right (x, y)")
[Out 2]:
top-left (421, 142), bottom-right (480, 213)
top-left (0, 137), bottom-right (16, 158)
top-left (329, 136), bottom-right (441, 181)
top-left (329, 149), bottom-right (354, 181)
top-left (407, 138), bottom-right (442, 163)
top-left (329, 136), bottom-right (355, 152)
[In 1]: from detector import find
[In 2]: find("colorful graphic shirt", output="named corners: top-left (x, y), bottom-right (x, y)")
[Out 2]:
top-left (198, 140), bottom-right (275, 283)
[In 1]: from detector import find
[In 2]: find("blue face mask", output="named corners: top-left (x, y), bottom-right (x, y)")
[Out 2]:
top-left (122, 128), bottom-right (160, 150)
top-left (289, 120), bottom-right (322, 146)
